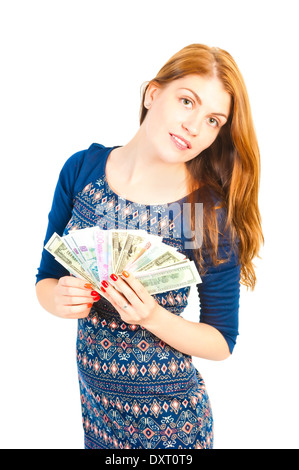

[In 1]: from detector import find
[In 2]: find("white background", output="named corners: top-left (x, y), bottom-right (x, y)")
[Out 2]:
top-left (1, 0), bottom-right (298, 449)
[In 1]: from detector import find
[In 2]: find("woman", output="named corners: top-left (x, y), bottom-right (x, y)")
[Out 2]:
top-left (36, 44), bottom-right (263, 449)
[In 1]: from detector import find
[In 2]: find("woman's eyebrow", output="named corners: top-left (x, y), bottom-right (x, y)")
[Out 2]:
top-left (178, 87), bottom-right (228, 119)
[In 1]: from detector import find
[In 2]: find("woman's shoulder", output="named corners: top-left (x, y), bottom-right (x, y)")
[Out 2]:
top-left (59, 142), bottom-right (114, 195)
top-left (62, 142), bottom-right (109, 169)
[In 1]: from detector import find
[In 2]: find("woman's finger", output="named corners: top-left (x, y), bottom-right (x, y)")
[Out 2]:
top-left (56, 302), bottom-right (93, 319)
top-left (61, 295), bottom-right (97, 305)
top-left (101, 279), bottom-right (132, 309)
top-left (57, 277), bottom-right (100, 298)
top-left (119, 271), bottom-right (150, 301)
top-left (59, 276), bottom-right (98, 292)
top-left (105, 272), bottom-right (145, 307)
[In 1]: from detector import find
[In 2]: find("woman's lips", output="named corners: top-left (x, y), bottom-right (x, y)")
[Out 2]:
top-left (170, 133), bottom-right (191, 150)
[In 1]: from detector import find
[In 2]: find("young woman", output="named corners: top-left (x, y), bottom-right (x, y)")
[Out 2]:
top-left (35, 44), bottom-right (263, 449)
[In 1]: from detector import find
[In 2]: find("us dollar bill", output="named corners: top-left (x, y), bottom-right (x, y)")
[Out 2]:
top-left (128, 243), bottom-right (173, 272)
top-left (114, 231), bottom-right (153, 274)
top-left (45, 233), bottom-right (94, 282)
top-left (45, 233), bottom-right (104, 295)
top-left (134, 260), bottom-right (201, 295)
top-left (44, 229), bottom-right (201, 301)
top-left (132, 247), bottom-right (187, 273)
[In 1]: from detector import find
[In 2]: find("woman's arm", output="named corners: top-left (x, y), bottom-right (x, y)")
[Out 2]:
top-left (100, 272), bottom-right (231, 361)
top-left (36, 278), bottom-right (60, 316)
top-left (141, 305), bottom-right (231, 361)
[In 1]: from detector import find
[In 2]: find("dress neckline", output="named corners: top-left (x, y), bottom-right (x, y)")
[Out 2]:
top-left (104, 145), bottom-right (190, 208)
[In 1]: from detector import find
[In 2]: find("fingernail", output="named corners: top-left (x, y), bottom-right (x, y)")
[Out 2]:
top-left (84, 283), bottom-right (93, 289)
top-left (122, 271), bottom-right (130, 278)
top-left (91, 293), bottom-right (101, 301)
top-left (110, 273), bottom-right (118, 281)
top-left (87, 303), bottom-right (93, 308)
top-left (91, 291), bottom-right (99, 296)
top-left (101, 280), bottom-right (109, 288)
top-left (100, 286), bottom-right (106, 293)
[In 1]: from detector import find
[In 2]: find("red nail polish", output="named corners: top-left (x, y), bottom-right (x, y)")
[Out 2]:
top-left (92, 293), bottom-right (101, 301)
top-left (91, 291), bottom-right (99, 296)
top-left (110, 273), bottom-right (118, 281)
top-left (101, 280), bottom-right (109, 288)
top-left (100, 286), bottom-right (106, 293)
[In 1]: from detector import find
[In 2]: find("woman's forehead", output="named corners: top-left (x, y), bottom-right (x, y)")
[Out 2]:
top-left (163, 75), bottom-right (231, 111)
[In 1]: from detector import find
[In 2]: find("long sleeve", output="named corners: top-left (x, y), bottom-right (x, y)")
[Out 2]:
top-left (186, 209), bottom-right (241, 354)
top-left (35, 149), bottom-right (85, 284)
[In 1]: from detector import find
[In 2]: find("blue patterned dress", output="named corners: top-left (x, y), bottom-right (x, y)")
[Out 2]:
top-left (36, 143), bottom-right (241, 450)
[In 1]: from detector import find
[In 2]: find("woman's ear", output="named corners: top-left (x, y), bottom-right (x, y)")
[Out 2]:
top-left (144, 80), bottom-right (162, 109)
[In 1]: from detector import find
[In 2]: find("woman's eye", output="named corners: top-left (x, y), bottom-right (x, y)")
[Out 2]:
top-left (181, 98), bottom-right (193, 108)
top-left (208, 117), bottom-right (219, 128)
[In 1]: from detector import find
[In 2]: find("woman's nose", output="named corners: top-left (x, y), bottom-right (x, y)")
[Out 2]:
top-left (182, 122), bottom-right (198, 136)
top-left (182, 114), bottom-right (202, 136)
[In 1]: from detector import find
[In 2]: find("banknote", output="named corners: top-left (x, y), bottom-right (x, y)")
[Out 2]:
top-left (134, 260), bottom-right (202, 295)
top-left (94, 227), bottom-right (109, 281)
top-left (132, 248), bottom-right (187, 273)
top-left (123, 240), bottom-right (152, 271)
top-left (114, 231), bottom-right (162, 274)
top-left (127, 242), bottom-right (181, 273)
top-left (107, 229), bottom-right (140, 276)
top-left (45, 233), bottom-right (96, 286)
top-left (110, 230), bottom-right (130, 273)
top-left (45, 228), bottom-right (202, 300)
top-left (45, 232), bottom-right (109, 299)
top-left (121, 233), bottom-right (164, 273)
top-left (63, 228), bottom-right (100, 286)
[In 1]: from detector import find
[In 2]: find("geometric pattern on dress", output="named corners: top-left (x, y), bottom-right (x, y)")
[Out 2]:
top-left (63, 174), bottom-right (213, 449)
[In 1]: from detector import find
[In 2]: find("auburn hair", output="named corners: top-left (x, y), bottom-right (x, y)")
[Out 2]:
top-left (139, 44), bottom-right (264, 290)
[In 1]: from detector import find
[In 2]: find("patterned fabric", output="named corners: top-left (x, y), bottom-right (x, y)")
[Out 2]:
top-left (63, 172), bottom-right (214, 449)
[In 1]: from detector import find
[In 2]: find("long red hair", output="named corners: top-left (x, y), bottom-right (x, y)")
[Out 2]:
top-left (140, 44), bottom-right (264, 290)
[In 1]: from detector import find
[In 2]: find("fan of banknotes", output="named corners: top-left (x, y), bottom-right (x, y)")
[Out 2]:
top-left (45, 228), bottom-right (201, 299)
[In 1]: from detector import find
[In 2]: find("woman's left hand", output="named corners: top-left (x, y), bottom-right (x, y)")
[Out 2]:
top-left (100, 271), bottom-right (160, 327)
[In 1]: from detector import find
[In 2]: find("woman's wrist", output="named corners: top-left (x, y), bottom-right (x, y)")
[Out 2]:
top-left (140, 302), bottom-right (166, 331)
top-left (140, 302), bottom-right (231, 361)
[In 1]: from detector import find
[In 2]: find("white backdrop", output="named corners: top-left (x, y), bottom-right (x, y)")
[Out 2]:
top-left (1, 0), bottom-right (298, 449)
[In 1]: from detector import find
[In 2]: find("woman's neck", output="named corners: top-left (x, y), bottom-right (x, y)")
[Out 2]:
top-left (116, 128), bottom-right (188, 187)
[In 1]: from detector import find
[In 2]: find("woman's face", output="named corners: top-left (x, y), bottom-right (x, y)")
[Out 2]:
top-left (143, 74), bottom-right (231, 164)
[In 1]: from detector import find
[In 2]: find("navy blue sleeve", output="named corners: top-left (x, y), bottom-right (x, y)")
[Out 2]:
top-left (197, 236), bottom-right (240, 354)
top-left (35, 149), bottom-right (86, 284)
top-left (186, 210), bottom-right (241, 354)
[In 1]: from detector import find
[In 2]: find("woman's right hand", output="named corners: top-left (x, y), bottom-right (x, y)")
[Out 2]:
top-left (53, 276), bottom-right (101, 319)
